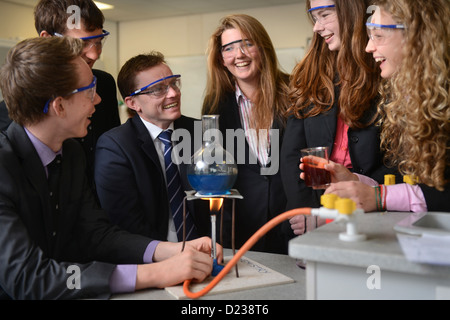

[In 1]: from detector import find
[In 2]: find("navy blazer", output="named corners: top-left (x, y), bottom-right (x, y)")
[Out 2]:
top-left (0, 123), bottom-right (151, 300)
top-left (210, 92), bottom-right (288, 254)
top-left (94, 115), bottom-right (210, 240)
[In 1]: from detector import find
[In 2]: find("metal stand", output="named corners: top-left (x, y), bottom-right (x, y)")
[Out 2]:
top-left (183, 189), bottom-right (243, 277)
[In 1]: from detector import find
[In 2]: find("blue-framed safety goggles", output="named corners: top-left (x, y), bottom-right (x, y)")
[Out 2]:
top-left (128, 74), bottom-right (181, 97)
top-left (366, 23), bottom-right (405, 30)
top-left (79, 30), bottom-right (110, 41)
top-left (54, 30), bottom-right (110, 50)
top-left (366, 23), bottom-right (405, 45)
top-left (43, 75), bottom-right (97, 114)
top-left (308, 4), bottom-right (335, 12)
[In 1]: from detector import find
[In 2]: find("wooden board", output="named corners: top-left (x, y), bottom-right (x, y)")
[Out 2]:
top-left (165, 255), bottom-right (295, 299)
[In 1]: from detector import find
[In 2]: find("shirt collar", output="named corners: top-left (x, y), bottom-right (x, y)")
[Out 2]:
top-left (235, 83), bottom-right (244, 100)
top-left (139, 116), bottom-right (175, 141)
top-left (24, 127), bottom-right (62, 167)
top-left (235, 83), bottom-right (252, 105)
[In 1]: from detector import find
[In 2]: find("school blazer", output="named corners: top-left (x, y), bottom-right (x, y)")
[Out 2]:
top-left (94, 115), bottom-right (210, 240)
top-left (0, 123), bottom-right (151, 300)
top-left (0, 69), bottom-right (121, 200)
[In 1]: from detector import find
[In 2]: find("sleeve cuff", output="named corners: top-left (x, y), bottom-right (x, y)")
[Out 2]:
top-left (144, 240), bottom-right (161, 263)
top-left (109, 241), bottom-right (161, 294)
top-left (386, 183), bottom-right (428, 213)
top-left (355, 173), bottom-right (379, 187)
top-left (109, 265), bottom-right (137, 294)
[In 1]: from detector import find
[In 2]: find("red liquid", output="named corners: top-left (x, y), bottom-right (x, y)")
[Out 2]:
top-left (303, 160), bottom-right (331, 187)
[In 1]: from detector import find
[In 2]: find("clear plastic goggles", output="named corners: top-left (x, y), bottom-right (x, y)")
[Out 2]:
top-left (366, 23), bottom-right (405, 45)
top-left (129, 75), bottom-right (181, 98)
top-left (43, 76), bottom-right (97, 114)
top-left (54, 30), bottom-right (109, 50)
top-left (221, 39), bottom-right (257, 59)
top-left (308, 4), bottom-right (336, 25)
top-left (70, 75), bottom-right (97, 101)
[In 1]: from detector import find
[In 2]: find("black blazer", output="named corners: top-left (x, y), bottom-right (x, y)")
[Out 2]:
top-left (0, 123), bottom-right (152, 300)
top-left (420, 177), bottom-right (450, 212)
top-left (94, 115), bottom-right (210, 240)
top-left (78, 69), bottom-right (121, 194)
top-left (0, 100), bottom-right (9, 132)
top-left (280, 100), bottom-right (450, 213)
top-left (211, 92), bottom-right (288, 254)
top-left (281, 101), bottom-right (401, 211)
top-left (0, 69), bottom-right (121, 195)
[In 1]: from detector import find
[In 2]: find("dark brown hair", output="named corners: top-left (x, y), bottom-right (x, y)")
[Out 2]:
top-left (34, 0), bottom-right (104, 35)
top-left (117, 51), bottom-right (167, 100)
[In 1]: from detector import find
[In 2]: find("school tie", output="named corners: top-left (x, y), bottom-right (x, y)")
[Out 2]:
top-left (158, 130), bottom-right (197, 241)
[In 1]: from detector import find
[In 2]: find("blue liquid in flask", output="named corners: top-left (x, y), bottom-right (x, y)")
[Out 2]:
top-left (188, 174), bottom-right (237, 196)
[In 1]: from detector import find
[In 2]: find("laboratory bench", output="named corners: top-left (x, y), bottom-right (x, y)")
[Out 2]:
top-left (289, 211), bottom-right (450, 300)
top-left (111, 211), bottom-right (450, 300)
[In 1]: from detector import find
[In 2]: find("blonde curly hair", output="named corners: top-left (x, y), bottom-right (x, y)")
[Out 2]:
top-left (375, 0), bottom-right (450, 191)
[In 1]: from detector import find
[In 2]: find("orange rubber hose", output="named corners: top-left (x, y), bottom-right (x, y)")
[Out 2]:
top-left (183, 207), bottom-right (312, 299)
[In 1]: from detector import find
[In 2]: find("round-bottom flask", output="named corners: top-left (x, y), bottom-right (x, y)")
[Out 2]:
top-left (187, 115), bottom-right (238, 196)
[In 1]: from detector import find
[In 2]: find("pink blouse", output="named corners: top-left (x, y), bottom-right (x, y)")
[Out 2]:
top-left (330, 116), bottom-right (352, 169)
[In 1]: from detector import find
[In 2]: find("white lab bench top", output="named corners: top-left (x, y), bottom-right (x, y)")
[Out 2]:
top-left (288, 211), bottom-right (450, 300)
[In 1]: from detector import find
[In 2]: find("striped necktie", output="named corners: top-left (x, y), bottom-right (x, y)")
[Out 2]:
top-left (158, 129), bottom-right (197, 241)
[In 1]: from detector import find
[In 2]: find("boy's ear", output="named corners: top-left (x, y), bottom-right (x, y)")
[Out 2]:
top-left (49, 97), bottom-right (65, 116)
top-left (124, 96), bottom-right (140, 113)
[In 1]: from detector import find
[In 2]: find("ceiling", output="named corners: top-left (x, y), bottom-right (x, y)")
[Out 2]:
top-left (3, 0), bottom-right (304, 22)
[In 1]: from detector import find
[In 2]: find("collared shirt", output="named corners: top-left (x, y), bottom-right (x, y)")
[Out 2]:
top-left (24, 127), bottom-right (159, 294)
top-left (139, 116), bottom-right (178, 243)
top-left (235, 84), bottom-right (270, 167)
top-left (25, 127), bottom-right (62, 177)
top-left (330, 116), bottom-right (352, 169)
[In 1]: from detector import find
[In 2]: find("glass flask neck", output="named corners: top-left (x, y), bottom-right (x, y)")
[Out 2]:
top-left (187, 114), bottom-right (238, 196)
top-left (202, 115), bottom-right (220, 146)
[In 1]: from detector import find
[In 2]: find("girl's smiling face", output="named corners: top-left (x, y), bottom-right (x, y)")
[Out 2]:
top-left (310, 0), bottom-right (341, 51)
top-left (365, 7), bottom-right (406, 78)
top-left (221, 28), bottom-right (262, 87)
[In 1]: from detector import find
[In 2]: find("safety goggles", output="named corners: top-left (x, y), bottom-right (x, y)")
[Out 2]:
top-left (221, 39), bottom-right (257, 59)
top-left (308, 4), bottom-right (336, 25)
top-left (366, 23), bottom-right (405, 45)
top-left (43, 75), bottom-right (97, 114)
top-left (128, 75), bottom-right (181, 98)
top-left (54, 29), bottom-right (110, 50)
